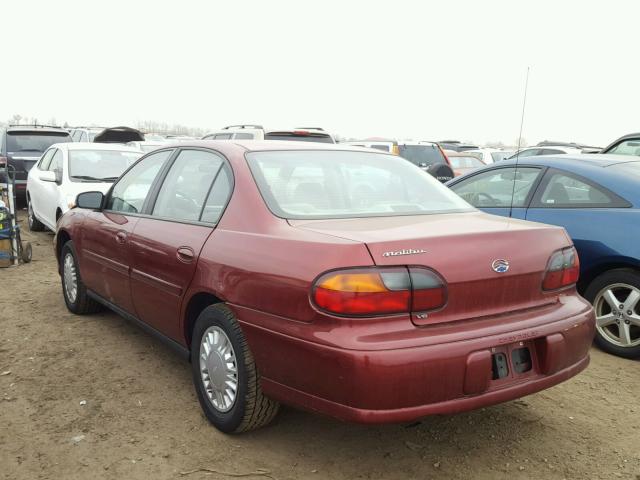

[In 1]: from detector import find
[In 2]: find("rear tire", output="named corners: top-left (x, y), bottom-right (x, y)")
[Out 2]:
top-left (191, 304), bottom-right (279, 433)
top-left (60, 241), bottom-right (101, 314)
top-left (584, 269), bottom-right (640, 359)
top-left (27, 197), bottom-right (45, 232)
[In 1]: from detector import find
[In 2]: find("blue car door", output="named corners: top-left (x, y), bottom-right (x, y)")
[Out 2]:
top-left (448, 166), bottom-right (545, 220)
top-left (525, 168), bottom-right (633, 272)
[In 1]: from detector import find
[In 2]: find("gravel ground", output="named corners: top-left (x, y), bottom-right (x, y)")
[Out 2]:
top-left (1, 213), bottom-right (639, 480)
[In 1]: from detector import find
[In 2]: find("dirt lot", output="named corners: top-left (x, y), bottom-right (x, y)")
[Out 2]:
top-left (1, 212), bottom-right (639, 480)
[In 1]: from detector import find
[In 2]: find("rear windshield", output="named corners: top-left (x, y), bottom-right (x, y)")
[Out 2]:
top-left (246, 150), bottom-right (472, 220)
top-left (449, 156), bottom-right (485, 168)
top-left (69, 150), bottom-right (141, 182)
top-left (264, 132), bottom-right (334, 144)
top-left (7, 131), bottom-right (71, 154)
top-left (397, 145), bottom-right (445, 167)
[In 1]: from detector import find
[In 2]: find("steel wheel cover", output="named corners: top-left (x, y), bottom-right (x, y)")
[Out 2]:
top-left (594, 283), bottom-right (640, 348)
top-left (199, 326), bottom-right (239, 412)
top-left (63, 253), bottom-right (78, 303)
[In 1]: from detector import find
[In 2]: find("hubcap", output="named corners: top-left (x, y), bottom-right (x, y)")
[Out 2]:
top-left (199, 326), bottom-right (238, 412)
top-left (594, 283), bottom-right (640, 348)
top-left (63, 253), bottom-right (78, 303)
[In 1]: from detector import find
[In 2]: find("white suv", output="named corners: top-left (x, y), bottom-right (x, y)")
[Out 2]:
top-left (202, 125), bottom-right (335, 143)
top-left (26, 143), bottom-right (142, 231)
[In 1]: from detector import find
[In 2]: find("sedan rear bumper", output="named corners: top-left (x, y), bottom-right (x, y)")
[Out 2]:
top-left (238, 301), bottom-right (595, 424)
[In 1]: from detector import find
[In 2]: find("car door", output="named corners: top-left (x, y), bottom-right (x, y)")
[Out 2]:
top-left (79, 149), bottom-right (174, 314)
top-left (525, 168), bottom-right (632, 270)
top-left (448, 166), bottom-right (544, 220)
top-left (38, 149), bottom-right (65, 229)
top-left (29, 148), bottom-right (55, 222)
top-left (129, 148), bottom-right (233, 340)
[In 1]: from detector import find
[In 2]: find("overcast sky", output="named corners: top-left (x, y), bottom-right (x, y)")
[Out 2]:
top-left (4, 0), bottom-right (639, 146)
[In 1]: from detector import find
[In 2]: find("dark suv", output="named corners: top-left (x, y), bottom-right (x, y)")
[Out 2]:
top-left (1, 125), bottom-right (72, 200)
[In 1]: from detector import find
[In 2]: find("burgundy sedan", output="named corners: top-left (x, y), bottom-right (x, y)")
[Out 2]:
top-left (55, 141), bottom-right (595, 433)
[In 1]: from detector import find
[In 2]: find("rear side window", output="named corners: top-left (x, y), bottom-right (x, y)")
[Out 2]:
top-left (397, 145), bottom-right (445, 167)
top-left (107, 150), bottom-right (172, 214)
top-left (200, 165), bottom-right (233, 223)
top-left (535, 171), bottom-right (628, 208)
top-left (6, 132), bottom-right (72, 153)
top-left (152, 149), bottom-right (225, 222)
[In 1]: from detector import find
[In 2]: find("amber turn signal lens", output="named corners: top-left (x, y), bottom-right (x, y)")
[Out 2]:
top-left (312, 267), bottom-right (447, 317)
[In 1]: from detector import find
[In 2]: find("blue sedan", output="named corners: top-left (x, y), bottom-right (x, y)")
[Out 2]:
top-left (447, 154), bottom-right (640, 358)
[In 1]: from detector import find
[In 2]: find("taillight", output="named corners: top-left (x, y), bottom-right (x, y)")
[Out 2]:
top-left (0, 156), bottom-right (6, 168)
top-left (312, 267), bottom-right (446, 316)
top-left (542, 247), bottom-right (580, 291)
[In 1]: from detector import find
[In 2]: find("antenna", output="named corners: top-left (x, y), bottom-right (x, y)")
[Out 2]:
top-left (509, 67), bottom-right (530, 217)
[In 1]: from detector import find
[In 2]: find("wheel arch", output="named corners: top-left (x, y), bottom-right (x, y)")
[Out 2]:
top-left (579, 257), bottom-right (640, 294)
top-left (55, 228), bottom-right (72, 274)
top-left (182, 291), bottom-right (226, 350)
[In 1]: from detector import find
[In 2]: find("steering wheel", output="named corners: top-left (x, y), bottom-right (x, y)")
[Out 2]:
top-left (465, 192), bottom-right (499, 206)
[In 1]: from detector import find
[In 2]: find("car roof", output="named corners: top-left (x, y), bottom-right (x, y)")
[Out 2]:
top-left (54, 142), bottom-right (143, 152)
top-left (6, 125), bottom-right (70, 134)
top-left (167, 139), bottom-right (378, 155)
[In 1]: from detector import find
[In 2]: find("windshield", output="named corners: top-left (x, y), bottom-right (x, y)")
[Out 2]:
top-left (69, 150), bottom-right (142, 182)
top-left (7, 132), bottom-right (71, 154)
top-left (397, 145), bottom-right (445, 167)
top-left (491, 151), bottom-right (513, 162)
top-left (247, 150), bottom-right (472, 220)
top-left (606, 139), bottom-right (640, 156)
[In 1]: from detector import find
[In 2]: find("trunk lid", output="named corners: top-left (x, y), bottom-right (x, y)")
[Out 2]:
top-left (290, 212), bottom-right (572, 326)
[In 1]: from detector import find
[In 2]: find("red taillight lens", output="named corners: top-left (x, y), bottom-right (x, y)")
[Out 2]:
top-left (312, 267), bottom-right (446, 316)
top-left (542, 247), bottom-right (580, 291)
top-left (410, 268), bottom-right (447, 311)
top-left (0, 156), bottom-right (7, 168)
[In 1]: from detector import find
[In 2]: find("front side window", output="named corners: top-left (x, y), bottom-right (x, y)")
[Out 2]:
top-left (49, 149), bottom-right (63, 173)
top-left (106, 150), bottom-right (172, 213)
top-left (537, 172), bottom-right (614, 207)
top-left (247, 150), bottom-right (472, 219)
top-left (152, 149), bottom-right (225, 222)
top-left (68, 150), bottom-right (141, 182)
top-left (38, 149), bottom-right (55, 170)
top-left (234, 132), bottom-right (254, 140)
top-left (450, 167), bottom-right (542, 208)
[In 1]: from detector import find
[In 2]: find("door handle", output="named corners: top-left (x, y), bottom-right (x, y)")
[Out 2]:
top-left (115, 231), bottom-right (127, 244)
top-left (176, 247), bottom-right (195, 263)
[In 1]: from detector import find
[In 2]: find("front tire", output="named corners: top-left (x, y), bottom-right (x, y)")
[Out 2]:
top-left (584, 269), bottom-right (640, 359)
top-left (27, 197), bottom-right (45, 232)
top-left (191, 304), bottom-right (279, 433)
top-left (60, 241), bottom-right (101, 314)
